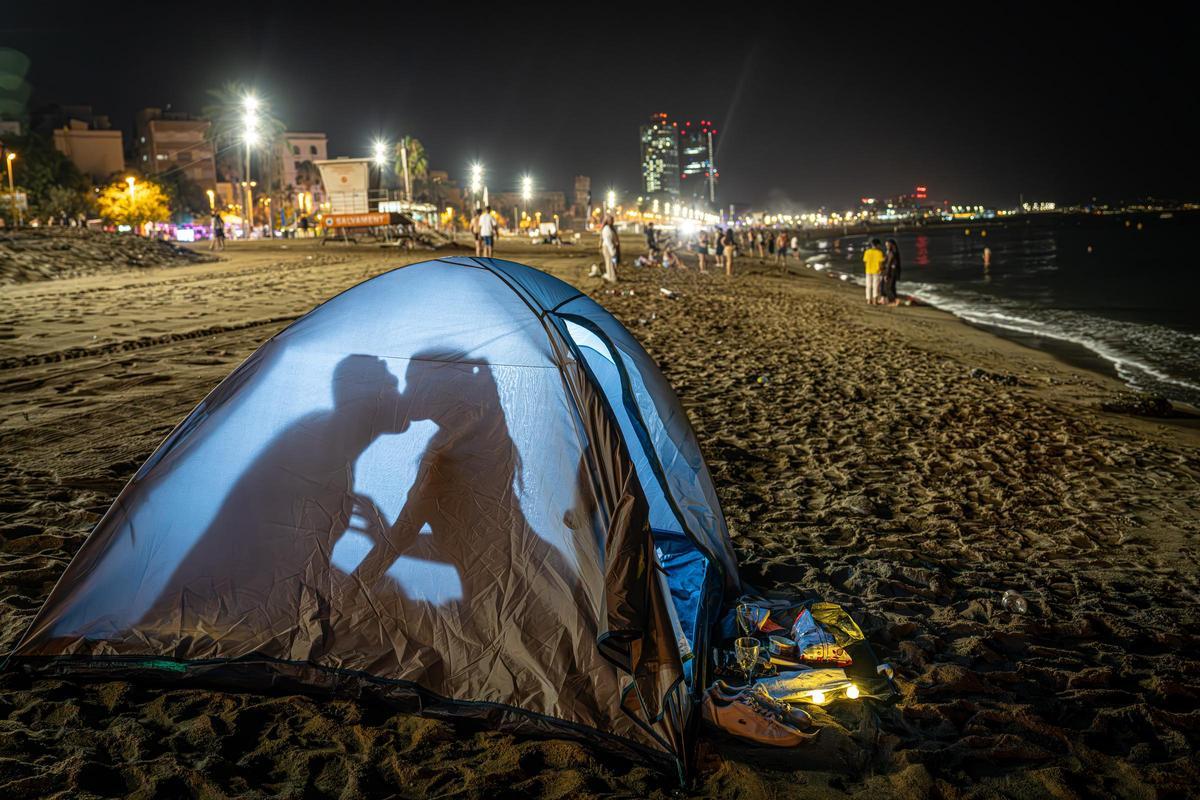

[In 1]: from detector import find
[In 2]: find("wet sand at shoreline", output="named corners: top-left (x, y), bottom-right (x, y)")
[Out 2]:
top-left (1, 238), bottom-right (1198, 798)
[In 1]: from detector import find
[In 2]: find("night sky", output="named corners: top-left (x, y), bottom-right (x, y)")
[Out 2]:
top-left (4, 4), bottom-right (1196, 209)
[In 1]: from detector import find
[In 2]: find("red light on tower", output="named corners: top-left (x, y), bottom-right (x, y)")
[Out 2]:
top-left (915, 185), bottom-right (928, 200)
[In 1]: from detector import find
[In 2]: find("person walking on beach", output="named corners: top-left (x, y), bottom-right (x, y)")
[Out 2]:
top-left (882, 239), bottom-right (902, 305)
top-left (645, 222), bottom-right (658, 257)
top-left (469, 209), bottom-right (482, 256)
top-left (755, 228), bottom-right (766, 260)
top-left (775, 231), bottom-right (788, 270)
top-left (478, 206), bottom-right (497, 258)
top-left (863, 238), bottom-right (884, 304)
top-left (210, 212), bottom-right (225, 251)
top-left (721, 227), bottom-right (735, 276)
top-left (600, 214), bottom-right (619, 283)
top-left (696, 229), bottom-right (709, 272)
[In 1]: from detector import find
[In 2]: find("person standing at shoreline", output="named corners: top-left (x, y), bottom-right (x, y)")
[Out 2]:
top-left (600, 214), bottom-right (619, 283)
top-left (863, 238), bottom-right (884, 304)
top-left (882, 239), bottom-right (902, 305)
top-left (721, 227), bottom-right (735, 276)
top-left (478, 206), bottom-right (497, 257)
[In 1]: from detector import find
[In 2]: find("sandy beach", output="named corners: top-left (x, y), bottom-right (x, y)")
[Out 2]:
top-left (2, 236), bottom-right (1198, 798)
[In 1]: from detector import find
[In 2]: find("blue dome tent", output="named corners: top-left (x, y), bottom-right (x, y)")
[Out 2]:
top-left (9, 257), bottom-right (741, 778)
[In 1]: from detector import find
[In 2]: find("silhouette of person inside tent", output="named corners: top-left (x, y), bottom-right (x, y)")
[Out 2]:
top-left (140, 354), bottom-right (407, 660)
top-left (348, 351), bottom-right (592, 678)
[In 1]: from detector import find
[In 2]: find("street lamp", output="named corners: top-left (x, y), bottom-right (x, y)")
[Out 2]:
top-left (372, 139), bottom-right (391, 206)
top-left (470, 163), bottom-right (483, 210)
top-left (242, 94), bottom-right (259, 239)
top-left (5, 152), bottom-right (17, 227)
top-left (606, 189), bottom-right (616, 211)
top-left (521, 175), bottom-right (532, 221)
top-left (372, 139), bottom-right (389, 167)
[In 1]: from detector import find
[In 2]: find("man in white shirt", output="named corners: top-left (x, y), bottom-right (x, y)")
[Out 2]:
top-left (600, 215), bottom-right (618, 283)
top-left (478, 206), bottom-right (497, 257)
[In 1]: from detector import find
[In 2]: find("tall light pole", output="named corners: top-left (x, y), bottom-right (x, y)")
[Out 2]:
top-left (242, 94), bottom-right (259, 239)
top-left (372, 140), bottom-right (390, 207)
top-left (125, 177), bottom-right (138, 234)
top-left (5, 152), bottom-right (17, 227)
top-left (398, 139), bottom-right (412, 203)
top-left (606, 189), bottom-right (616, 212)
top-left (470, 163), bottom-right (483, 211)
top-left (521, 175), bottom-right (532, 223)
top-left (707, 129), bottom-right (716, 205)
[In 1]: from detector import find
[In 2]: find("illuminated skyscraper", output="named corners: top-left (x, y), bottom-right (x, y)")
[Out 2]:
top-left (639, 113), bottom-right (679, 197)
top-left (679, 119), bottom-right (717, 205)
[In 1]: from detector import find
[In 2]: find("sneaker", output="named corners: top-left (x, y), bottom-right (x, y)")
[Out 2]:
top-left (702, 689), bottom-right (817, 747)
top-left (709, 679), bottom-right (751, 702)
top-left (746, 685), bottom-right (814, 730)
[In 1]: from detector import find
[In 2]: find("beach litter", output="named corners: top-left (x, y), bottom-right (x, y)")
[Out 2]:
top-left (969, 367), bottom-right (1020, 386)
top-left (1099, 392), bottom-right (1175, 417)
top-left (660, 287), bottom-right (679, 299)
top-left (703, 596), bottom-right (892, 748)
top-left (1001, 589), bottom-right (1029, 614)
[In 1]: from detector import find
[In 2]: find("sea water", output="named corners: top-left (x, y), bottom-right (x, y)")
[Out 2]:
top-left (808, 213), bottom-right (1200, 406)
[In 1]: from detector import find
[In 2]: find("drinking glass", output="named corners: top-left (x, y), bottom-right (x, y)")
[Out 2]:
top-left (735, 603), bottom-right (753, 637)
top-left (734, 637), bottom-right (761, 682)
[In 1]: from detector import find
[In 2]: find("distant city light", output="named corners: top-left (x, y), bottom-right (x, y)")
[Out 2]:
top-left (521, 175), bottom-right (533, 202)
top-left (470, 163), bottom-right (483, 194)
top-left (606, 189), bottom-right (615, 209)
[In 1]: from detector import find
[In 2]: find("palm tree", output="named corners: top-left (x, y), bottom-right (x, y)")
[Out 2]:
top-left (393, 136), bottom-right (428, 202)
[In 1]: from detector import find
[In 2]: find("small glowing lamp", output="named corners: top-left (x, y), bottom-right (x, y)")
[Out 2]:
top-left (810, 690), bottom-right (826, 705)
top-left (846, 684), bottom-right (860, 700)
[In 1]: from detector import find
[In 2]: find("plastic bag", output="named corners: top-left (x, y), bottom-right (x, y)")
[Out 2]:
top-left (790, 609), bottom-right (835, 650)
top-left (809, 602), bottom-right (864, 646)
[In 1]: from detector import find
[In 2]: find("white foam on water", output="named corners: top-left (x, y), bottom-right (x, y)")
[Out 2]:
top-left (901, 281), bottom-right (1200, 403)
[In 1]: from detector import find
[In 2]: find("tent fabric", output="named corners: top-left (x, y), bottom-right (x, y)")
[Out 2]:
top-left (8, 257), bottom-right (738, 776)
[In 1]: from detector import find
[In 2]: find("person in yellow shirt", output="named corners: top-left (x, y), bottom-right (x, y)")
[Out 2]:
top-left (863, 239), bottom-right (885, 304)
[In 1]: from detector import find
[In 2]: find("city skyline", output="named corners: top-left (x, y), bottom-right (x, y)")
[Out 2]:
top-left (3, 5), bottom-right (1197, 209)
